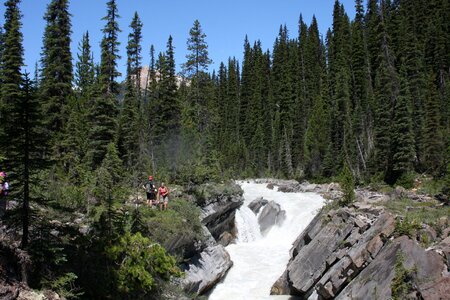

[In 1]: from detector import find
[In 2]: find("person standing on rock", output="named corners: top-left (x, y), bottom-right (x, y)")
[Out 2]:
top-left (158, 182), bottom-right (170, 211)
top-left (143, 175), bottom-right (157, 207)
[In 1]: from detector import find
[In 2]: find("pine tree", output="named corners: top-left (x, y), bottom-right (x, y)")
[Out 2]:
top-left (126, 12), bottom-right (142, 93)
top-left (182, 19), bottom-right (212, 78)
top-left (40, 0), bottom-right (73, 135)
top-left (1, 0), bottom-right (23, 136)
top-left (182, 20), bottom-right (213, 135)
top-left (100, 0), bottom-right (121, 95)
top-left (390, 70), bottom-right (415, 182)
top-left (423, 73), bottom-right (444, 175)
top-left (117, 12), bottom-right (143, 168)
top-left (86, 91), bottom-right (118, 168)
top-left (75, 31), bottom-right (94, 95)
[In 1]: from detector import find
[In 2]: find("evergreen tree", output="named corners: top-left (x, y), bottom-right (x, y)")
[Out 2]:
top-left (182, 20), bottom-right (212, 136)
top-left (86, 91), bottom-right (118, 168)
top-left (182, 19), bottom-right (212, 78)
top-left (423, 73), bottom-right (444, 175)
top-left (100, 0), bottom-right (121, 95)
top-left (126, 12), bottom-right (142, 93)
top-left (390, 70), bottom-right (415, 182)
top-left (117, 12), bottom-right (143, 168)
top-left (75, 31), bottom-right (94, 95)
top-left (40, 0), bottom-right (73, 135)
top-left (340, 163), bottom-right (355, 206)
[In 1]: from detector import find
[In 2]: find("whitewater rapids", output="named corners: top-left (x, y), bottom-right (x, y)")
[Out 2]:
top-left (209, 181), bottom-right (325, 300)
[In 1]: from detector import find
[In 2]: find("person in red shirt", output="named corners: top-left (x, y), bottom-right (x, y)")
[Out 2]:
top-left (158, 182), bottom-right (170, 211)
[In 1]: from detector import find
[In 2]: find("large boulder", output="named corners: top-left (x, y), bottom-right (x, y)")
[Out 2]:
top-left (258, 201), bottom-right (286, 234)
top-left (248, 197), bottom-right (269, 214)
top-left (181, 244), bottom-right (233, 295)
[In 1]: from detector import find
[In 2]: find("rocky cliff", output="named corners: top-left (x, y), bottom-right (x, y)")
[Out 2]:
top-left (269, 180), bottom-right (450, 300)
top-left (181, 182), bottom-right (244, 295)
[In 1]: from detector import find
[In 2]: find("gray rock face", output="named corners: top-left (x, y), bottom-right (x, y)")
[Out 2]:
top-left (196, 183), bottom-right (244, 241)
top-left (271, 208), bottom-right (397, 298)
top-left (258, 201), bottom-right (286, 234)
top-left (337, 236), bottom-right (448, 300)
top-left (271, 201), bottom-right (450, 300)
top-left (248, 197), bottom-right (269, 214)
top-left (181, 183), bottom-right (244, 295)
top-left (181, 244), bottom-right (233, 295)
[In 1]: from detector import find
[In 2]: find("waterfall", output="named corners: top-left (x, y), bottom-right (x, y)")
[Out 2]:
top-left (209, 181), bottom-right (325, 300)
top-left (235, 206), bottom-right (262, 242)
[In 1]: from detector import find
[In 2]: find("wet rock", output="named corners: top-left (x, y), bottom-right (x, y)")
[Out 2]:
top-left (270, 270), bottom-right (290, 295)
top-left (181, 244), bottom-right (232, 295)
top-left (258, 201), bottom-right (286, 234)
top-left (218, 231), bottom-right (234, 247)
top-left (248, 197), bottom-right (269, 214)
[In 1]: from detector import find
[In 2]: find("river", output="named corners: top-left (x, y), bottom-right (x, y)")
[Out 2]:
top-left (209, 181), bottom-right (325, 300)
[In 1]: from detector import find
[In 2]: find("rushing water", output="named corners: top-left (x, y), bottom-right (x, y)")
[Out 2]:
top-left (209, 181), bottom-right (325, 300)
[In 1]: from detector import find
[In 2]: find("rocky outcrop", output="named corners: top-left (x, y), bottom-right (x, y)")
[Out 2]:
top-left (258, 201), bottom-right (286, 234)
top-left (337, 236), bottom-right (449, 300)
top-left (181, 182), bottom-right (244, 295)
top-left (248, 197), bottom-right (269, 214)
top-left (271, 201), bottom-right (450, 300)
top-left (181, 226), bottom-right (233, 295)
top-left (182, 244), bottom-right (232, 294)
top-left (191, 182), bottom-right (244, 242)
top-left (271, 207), bottom-right (396, 298)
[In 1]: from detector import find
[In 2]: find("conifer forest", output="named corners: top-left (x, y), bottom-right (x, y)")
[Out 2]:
top-left (0, 0), bottom-right (449, 299)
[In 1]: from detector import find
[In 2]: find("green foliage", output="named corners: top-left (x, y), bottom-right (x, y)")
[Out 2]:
top-left (384, 197), bottom-right (450, 235)
top-left (43, 272), bottom-right (83, 299)
top-left (107, 232), bottom-right (182, 297)
top-left (40, 0), bottom-right (73, 135)
top-left (391, 252), bottom-right (417, 300)
top-left (394, 216), bottom-right (421, 238)
top-left (339, 163), bottom-right (355, 206)
top-left (395, 172), bottom-right (416, 189)
top-left (137, 198), bottom-right (204, 254)
top-left (99, 0), bottom-right (121, 95)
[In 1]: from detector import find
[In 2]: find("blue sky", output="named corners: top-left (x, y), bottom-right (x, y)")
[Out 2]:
top-left (0, 0), bottom-right (359, 77)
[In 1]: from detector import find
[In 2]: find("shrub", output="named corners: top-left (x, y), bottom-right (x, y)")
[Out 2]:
top-left (339, 163), bottom-right (355, 206)
top-left (107, 232), bottom-right (182, 298)
top-left (395, 172), bottom-right (416, 189)
top-left (391, 251), bottom-right (417, 300)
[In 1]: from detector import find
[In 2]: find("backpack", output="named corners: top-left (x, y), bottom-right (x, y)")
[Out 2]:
top-left (145, 181), bottom-right (155, 193)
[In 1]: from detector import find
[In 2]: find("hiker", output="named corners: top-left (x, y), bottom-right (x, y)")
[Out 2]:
top-left (158, 182), bottom-right (170, 211)
top-left (143, 175), bottom-right (157, 207)
top-left (0, 172), bottom-right (9, 217)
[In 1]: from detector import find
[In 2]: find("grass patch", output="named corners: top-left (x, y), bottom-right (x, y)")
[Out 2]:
top-left (384, 197), bottom-right (450, 238)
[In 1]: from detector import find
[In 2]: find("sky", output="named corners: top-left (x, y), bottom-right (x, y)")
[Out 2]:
top-left (0, 0), bottom-right (359, 78)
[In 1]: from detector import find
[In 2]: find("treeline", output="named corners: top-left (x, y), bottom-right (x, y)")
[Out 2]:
top-left (216, 0), bottom-right (450, 184)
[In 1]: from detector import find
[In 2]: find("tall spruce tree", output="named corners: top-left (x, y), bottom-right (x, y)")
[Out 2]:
top-left (75, 31), bottom-right (95, 95)
top-left (390, 70), bottom-right (415, 182)
top-left (117, 12), bottom-right (143, 168)
top-left (100, 0), bottom-right (121, 95)
top-left (40, 0), bottom-right (73, 136)
top-left (182, 19), bottom-right (212, 78)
